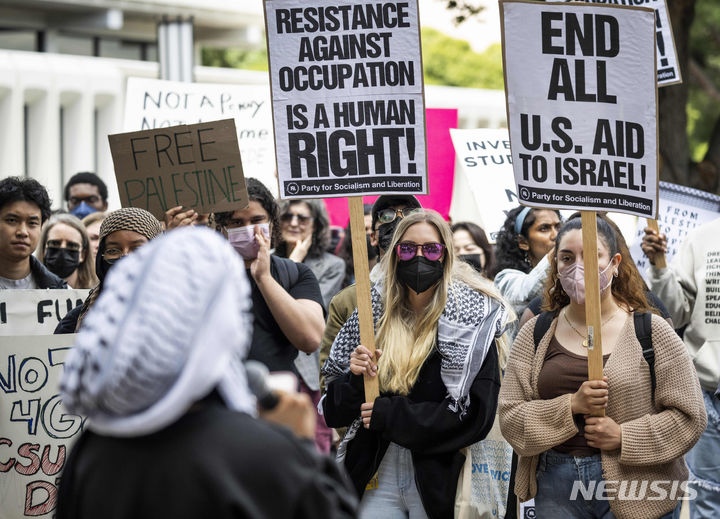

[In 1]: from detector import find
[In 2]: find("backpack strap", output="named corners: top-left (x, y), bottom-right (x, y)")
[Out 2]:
top-left (633, 311), bottom-right (655, 399)
top-left (533, 311), bottom-right (558, 352)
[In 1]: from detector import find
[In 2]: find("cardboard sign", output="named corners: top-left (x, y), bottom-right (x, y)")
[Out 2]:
top-left (547, 0), bottom-right (680, 86)
top-left (264, 0), bottom-right (428, 198)
top-left (450, 128), bottom-right (517, 242)
top-left (630, 182), bottom-right (720, 280)
top-left (108, 119), bottom-right (249, 219)
top-left (0, 334), bottom-right (84, 519)
top-left (0, 290), bottom-right (89, 336)
top-left (501, 0), bottom-right (658, 218)
top-left (123, 78), bottom-right (277, 195)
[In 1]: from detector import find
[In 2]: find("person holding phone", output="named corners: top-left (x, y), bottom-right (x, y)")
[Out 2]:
top-left (322, 210), bottom-right (511, 519)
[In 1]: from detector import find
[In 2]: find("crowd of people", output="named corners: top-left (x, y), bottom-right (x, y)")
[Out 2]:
top-left (0, 171), bottom-right (717, 519)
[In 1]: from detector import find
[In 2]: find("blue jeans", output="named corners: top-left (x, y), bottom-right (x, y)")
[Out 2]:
top-left (359, 443), bottom-right (428, 519)
top-left (535, 450), bottom-right (681, 519)
top-left (687, 390), bottom-right (720, 518)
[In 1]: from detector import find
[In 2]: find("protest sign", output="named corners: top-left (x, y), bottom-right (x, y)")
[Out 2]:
top-left (630, 182), bottom-right (720, 279)
top-left (450, 128), bottom-right (517, 241)
top-left (547, 0), bottom-right (680, 86)
top-left (123, 78), bottom-right (277, 195)
top-left (108, 119), bottom-right (249, 220)
top-left (264, 0), bottom-right (427, 198)
top-left (0, 334), bottom-right (83, 519)
top-left (325, 108), bottom-right (457, 226)
top-left (501, 0), bottom-right (659, 218)
top-left (0, 290), bottom-right (89, 336)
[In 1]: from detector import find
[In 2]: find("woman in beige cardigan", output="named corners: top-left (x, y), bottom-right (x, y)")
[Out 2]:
top-left (499, 216), bottom-right (706, 519)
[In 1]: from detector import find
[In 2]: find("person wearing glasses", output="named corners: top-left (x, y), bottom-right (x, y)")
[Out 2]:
top-left (63, 172), bottom-right (109, 219)
top-left (37, 214), bottom-right (97, 289)
top-left (322, 210), bottom-right (512, 519)
top-left (213, 178), bottom-right (325, 380)
top-left (54, 207), bottom-right (163, 333)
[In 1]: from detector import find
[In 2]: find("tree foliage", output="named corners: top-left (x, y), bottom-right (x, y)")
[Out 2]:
top-left (422, 28), bottom-right (504, 89)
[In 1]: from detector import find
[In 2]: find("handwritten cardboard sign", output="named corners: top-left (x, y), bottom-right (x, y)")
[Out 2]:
top-left (108, 119), bottom-right (249, 219)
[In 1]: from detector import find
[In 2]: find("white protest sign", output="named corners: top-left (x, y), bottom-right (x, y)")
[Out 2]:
top-left (450, 128), bottom-right (517, 241)
top-left (264, 0), bottom-right (427, 199)
top-left (630, 182), bottom-right (720, 279)
top-left (0, 334), bottom-right (84, 519)
top-left (547, 0), bottom-right (680, 86)
top-left (0, 290), bottom-right (89, 336)
top-left (124, 78), bottom-right (277, 195)
top-left (501, 0), bottom-right (658, 218)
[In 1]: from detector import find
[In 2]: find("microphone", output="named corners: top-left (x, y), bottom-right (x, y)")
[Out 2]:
top-left (245, 360), bottom-right (280, 410)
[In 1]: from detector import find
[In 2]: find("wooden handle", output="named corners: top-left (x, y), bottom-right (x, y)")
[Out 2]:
top-left (348, 196), bottom-right (380, 402)
top-left (645, 219), bottom-right (667, 269)
top-left (581, 211), bottom-right (605, 417)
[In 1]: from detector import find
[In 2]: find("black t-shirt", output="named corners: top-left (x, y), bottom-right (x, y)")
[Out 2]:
top-left (247, 256), bottom-right (324, 372)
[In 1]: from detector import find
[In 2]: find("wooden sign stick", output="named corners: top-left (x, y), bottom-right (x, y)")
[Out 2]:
top-left (348, 196), bottom-right (380, 402)
top-left (581, 211), bottom-right (605, 418)
top-left (645, 219), bottom-right (667, 268)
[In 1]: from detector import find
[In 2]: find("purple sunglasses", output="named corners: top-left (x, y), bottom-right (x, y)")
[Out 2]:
top-left (395, 241), bottom-right (446, 262)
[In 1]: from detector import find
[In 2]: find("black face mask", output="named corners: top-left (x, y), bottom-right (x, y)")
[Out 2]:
top-left (44, 247), bottom-right (80, 279)
top-left (377, 221), bottom-right (398, 252)
top-left (396, 256), bottom-right (444, 294)
top-left (460, 254), bottom-right (484, 274)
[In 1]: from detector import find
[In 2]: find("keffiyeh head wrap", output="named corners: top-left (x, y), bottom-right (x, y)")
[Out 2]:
top-left (60, 227), bottom-right (255, 437)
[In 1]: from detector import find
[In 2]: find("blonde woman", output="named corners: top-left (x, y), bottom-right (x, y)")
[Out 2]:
top-left (322, 210), bottom-right (512, 519)
top-left (37, 213), bottom-right (97, 289)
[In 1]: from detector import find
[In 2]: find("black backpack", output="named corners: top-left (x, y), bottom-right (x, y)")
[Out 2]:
top-left (532, 310), bottom-right (656, 398)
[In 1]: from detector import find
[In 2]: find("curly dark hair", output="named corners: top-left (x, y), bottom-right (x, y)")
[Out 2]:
top-left (213, 178), bottom-right (280, 246)
top-left (541, 215), bottom-right (653, 314)
top-left (490, 206), bottom-right (561, 278)
top-left (275, 199), bottom-right (331, 259)
top-left (451, 221), bottom-right (495, 278)
top-left (0, 176), bottom-right (52, 223)
top-left (64, 172), bottom-right (108, 204)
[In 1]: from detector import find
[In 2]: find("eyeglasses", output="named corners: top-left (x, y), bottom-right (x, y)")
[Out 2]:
top-left (102, 247), bottom-right (142, 264)
top-left (377, 207), bottom-right (421, 225)
top-left (69, 196), bottom-right (100, 206)
top-left (280, 213), bottom-right (313, 225)
top-left (395, 241), bottom-right (446, 262)
top-left (46, 240), bottom-right (82, 252)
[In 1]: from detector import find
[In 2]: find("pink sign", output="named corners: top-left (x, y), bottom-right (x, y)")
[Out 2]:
top-left (323, 108), bottom-right (458, 227)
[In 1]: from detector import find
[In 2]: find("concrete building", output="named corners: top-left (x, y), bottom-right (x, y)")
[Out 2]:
top-left (0, 0), bottom-right (507, 209)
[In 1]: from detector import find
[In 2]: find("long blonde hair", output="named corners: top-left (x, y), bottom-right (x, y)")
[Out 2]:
top-left (376, 211), bottom-right (513, 394)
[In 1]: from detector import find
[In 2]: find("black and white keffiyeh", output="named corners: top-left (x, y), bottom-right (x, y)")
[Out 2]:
top-left (322, 280), bottom-right (508, 419)
top-left (60, 227), bottom-right (256, 437)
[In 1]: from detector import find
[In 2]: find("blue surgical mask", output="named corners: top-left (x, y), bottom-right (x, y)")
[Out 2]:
top-left (70, 202), bottom-right (98, 220)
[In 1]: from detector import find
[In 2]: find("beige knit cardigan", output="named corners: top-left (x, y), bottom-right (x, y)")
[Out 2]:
top-left (498, 313), bottom-right (707, 519)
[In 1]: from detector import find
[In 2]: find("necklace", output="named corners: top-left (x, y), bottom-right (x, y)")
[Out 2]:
top-left (563, 307), bottom-right (620, 348)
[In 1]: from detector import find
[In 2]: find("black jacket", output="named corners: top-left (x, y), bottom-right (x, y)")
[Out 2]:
top-left (323, 345), bottom-right (500, 519)
top-left (57, 394), bottom-right (358, 519)
top-left (30, 255), bottom-right (67, 289)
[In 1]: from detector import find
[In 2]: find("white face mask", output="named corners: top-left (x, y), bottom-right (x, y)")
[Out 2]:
top-left (558, 260), bottom-right (614, 304)
top-left (227, 224), bottom-right (270, 260)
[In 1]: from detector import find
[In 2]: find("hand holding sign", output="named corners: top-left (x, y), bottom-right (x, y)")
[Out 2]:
top-left (108, 119), bottom-right (249, 220)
